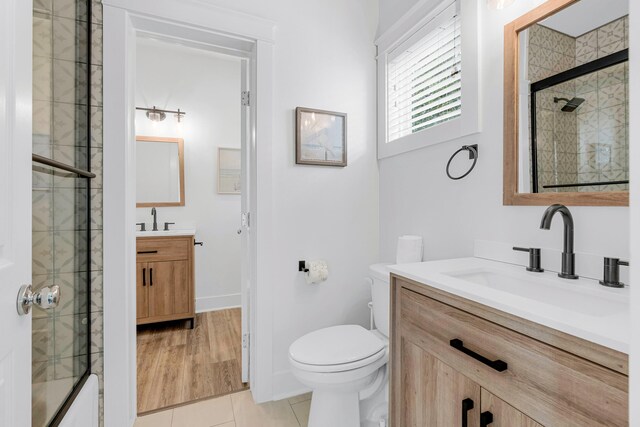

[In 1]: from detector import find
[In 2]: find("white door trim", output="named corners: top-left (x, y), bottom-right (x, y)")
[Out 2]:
top-left (102, 3), bottom-right (275, 426)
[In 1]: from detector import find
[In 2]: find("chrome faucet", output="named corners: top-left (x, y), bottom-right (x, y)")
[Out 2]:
top-left (540, 204), bottom-right (578, 279)
top-left (151, 207), bottom-right (158, 231)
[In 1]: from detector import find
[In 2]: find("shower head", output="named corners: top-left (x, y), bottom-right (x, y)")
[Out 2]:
top-left (553, 97), bottom-right (585, 112)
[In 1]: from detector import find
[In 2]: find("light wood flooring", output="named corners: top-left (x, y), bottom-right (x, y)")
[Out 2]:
top-left (137, 308), bottom-right (248, 414)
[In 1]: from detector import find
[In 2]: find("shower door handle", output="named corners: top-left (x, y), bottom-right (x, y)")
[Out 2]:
top-left (17, 284), bottom-right (61, 315)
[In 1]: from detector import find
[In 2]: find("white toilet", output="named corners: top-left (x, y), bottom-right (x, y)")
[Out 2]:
top-left (289, 264), bottom-right (391, 427)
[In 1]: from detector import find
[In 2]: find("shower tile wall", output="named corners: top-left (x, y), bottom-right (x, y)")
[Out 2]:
top-left (528, 17), bottom-right (629, 193)
top-left (575, 17), bottom-right (629, 192)
top-left (32, 0), bottom-right (104, 425)
top-left (528, 24), bottom-right (578, 192)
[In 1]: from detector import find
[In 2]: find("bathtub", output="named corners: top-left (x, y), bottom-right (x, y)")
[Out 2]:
top-left (59, 374), bottom-right (99, 427)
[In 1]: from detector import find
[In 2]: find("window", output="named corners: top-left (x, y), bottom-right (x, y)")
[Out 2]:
top-left (387, 3), bottom-right (461, 142)
top-left (376, 0), bottom-right (479, 159)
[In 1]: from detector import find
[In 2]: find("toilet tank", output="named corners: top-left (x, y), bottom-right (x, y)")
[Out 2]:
top-left (369, 263), bottom-right (391, 338)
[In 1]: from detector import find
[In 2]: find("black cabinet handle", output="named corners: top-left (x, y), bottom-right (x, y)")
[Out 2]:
top-left (461, 398), bottom-right (474, 427)
top-left (142, 268), bottom-right (146, 286)
top-left (150, 268), bottom-right (153, 286)
top-left (480, 411), bottom-right (494, 427)
top-left (194, 241), bottom-right (203, 246)
top-left (450, 339), bottom-right (508, 372)
top-left (137, 250), bottom-right (158, 254)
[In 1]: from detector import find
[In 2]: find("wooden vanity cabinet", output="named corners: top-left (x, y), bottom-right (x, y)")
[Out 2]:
top-left (136, 235), bottom-right (195, 327)
top-left (391, 275), bottom-right (629, 427)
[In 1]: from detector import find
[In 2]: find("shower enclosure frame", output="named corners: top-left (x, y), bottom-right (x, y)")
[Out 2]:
top-left (31, 0), bottom-right (95, 424)
top-left (529, 48), bottom-right (628, 193)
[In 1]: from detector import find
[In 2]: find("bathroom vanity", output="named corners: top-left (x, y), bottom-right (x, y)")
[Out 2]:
top-left (136, 231), bottom-right (196, 328)
top-left (389, 258), bottom-right (628, 426)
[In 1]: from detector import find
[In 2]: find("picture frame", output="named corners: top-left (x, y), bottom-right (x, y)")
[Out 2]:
top-left (217, 147), bottom-right (241, 194)
top-left (295, 107), bottom-right (347, 167)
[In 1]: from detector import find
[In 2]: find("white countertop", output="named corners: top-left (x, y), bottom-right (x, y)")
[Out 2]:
top-left (389, 257), bottom-right (630, 354)
top-left (136, 229), bottom-right (196, 237)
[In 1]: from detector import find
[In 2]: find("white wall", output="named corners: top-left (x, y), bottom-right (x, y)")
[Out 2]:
top-left (135, 38), bottom-right (243, 310)
top-left (377, 0), bottom-right (423, 36)
top-left (378, 0), bottom-right (630, 268)
top-left (629, 0), bottom-right (638, 422)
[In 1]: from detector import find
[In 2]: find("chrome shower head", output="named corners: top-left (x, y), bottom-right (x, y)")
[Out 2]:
top-left (553, 97), bottom-right (585, 112)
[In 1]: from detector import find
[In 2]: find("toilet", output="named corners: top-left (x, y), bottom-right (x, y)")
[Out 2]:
top-left (289, 263), bottom-right (391, 427)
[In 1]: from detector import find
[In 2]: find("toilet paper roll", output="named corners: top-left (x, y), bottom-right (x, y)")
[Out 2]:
top-left (396, 235), bottom-right (423, 264)
top-left (305, 260), bottom-right (329, 284)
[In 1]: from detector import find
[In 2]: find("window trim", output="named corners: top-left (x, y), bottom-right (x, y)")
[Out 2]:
top-left (376, 0), bottom-right (480, 159)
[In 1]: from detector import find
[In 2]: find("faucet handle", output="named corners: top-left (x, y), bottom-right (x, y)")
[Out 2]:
top-left (513, 247), bottom-right (544, 273)
top-left (136, 222), bottom-right (146, 232)
top-left (164, 222), bottom-right (175, 231)
top-left (600, 257), bottom-right (629, 288)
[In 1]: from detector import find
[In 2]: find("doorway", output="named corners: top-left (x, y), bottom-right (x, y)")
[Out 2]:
top-left (133, 36), bottom-right (248, 414)
top-left (103, 3), bottom-right (275, 423)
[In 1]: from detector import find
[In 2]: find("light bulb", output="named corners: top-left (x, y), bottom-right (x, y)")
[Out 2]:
top-left (487, 0), bottom-right (515, 10)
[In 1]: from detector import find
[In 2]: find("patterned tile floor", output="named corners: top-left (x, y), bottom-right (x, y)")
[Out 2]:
top-left (134, 390), bottom-right (311, 427)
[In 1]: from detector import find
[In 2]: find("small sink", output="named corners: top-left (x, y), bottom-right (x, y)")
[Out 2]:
top-left (389, 257), bottom-right (629, 353)
top-left (136, 229), bottom-right (196, 237)
top-left (444, 268), bottom-right (623, 317)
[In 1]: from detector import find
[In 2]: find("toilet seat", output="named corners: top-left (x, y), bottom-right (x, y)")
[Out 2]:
top-left (289, 325), bottom-right (386, 373)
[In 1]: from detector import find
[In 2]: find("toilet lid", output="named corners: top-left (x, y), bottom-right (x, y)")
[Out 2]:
top-left (289, 325), bottom-right (385, 367)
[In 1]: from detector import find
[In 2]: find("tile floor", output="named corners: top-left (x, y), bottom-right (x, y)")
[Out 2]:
top-left (134, 390), bottom-right (311, 427)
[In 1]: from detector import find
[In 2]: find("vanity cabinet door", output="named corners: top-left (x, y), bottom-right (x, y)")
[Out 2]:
top-left (136, 262), bottom-right (149, 320)
top-left (148, 260), bottom-right (191, 318)
top-left (399, 338), bottom-right (480, 427)
top-left (480, 389), bottom-right (543, 427)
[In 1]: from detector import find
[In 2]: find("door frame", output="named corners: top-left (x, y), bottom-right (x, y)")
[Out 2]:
top-left (102, 2), bottom-right (275, 426)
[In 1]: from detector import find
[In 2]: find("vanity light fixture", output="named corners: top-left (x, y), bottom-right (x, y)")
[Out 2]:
top-left (487, 0), bottom-right (515, 10)
top-left (136, 106), bottom-right (186, 123)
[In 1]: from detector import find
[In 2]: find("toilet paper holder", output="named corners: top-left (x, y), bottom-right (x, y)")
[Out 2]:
top-left (298, 260), bottom-right (309, 272)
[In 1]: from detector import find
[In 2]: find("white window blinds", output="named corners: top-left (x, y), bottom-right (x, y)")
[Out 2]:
top-left (387, 2), bottom-right (462, 143)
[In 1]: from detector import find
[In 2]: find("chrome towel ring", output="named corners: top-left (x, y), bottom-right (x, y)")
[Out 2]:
top-left (446, 144), bottom-right (478, 180)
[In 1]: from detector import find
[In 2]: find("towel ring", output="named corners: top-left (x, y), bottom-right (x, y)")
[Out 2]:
top-left (446, 144), bottom-right (478, 180)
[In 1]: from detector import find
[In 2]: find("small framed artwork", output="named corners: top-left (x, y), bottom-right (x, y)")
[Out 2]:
top-left (217, 147), bottom-right (241, 194)
top-left (296, 107), bottom-right (347, 167)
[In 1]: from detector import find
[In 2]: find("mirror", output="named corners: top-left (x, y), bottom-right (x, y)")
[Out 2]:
top-left (136, 136), bottom-right (185, 207)
top-left (504, 0), bottom-right (629, 206)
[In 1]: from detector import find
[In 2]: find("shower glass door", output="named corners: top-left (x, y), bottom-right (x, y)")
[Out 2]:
top-left (32, 0), bottom-right (94, 425)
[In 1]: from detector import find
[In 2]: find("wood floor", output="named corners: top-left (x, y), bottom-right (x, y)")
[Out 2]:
top-left (137, 308), bottom-right (247, 414)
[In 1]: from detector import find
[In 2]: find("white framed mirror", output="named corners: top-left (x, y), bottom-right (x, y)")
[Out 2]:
top-left (136, 136), bottom-right (185, 207)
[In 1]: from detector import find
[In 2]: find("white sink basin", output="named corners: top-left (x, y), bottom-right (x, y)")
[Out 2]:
top-left (389, 257), bottom-right (629, 353)
top-left (136, 229), bottom-right (196, 237)
top-left (445, 268), bottom-right (622, 317)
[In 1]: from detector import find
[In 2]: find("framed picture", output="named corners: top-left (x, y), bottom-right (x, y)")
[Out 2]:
top-left (296, 107), bottom-right (347, 166)
top-left (217, 147), bottom-right (241, 194)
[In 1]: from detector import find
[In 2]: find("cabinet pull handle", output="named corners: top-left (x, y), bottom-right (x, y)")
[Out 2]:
top-left (480, 411), bottom-right (494, 427)
top-left (450, 339), bottom-right (508, 372)
top-left (150, 268), bottom-right (153, 286)
top-left (461, 398), bottom-right (474, 427)
top-left (142, 268), bottom-right (146, 286)
top-left (137, 250), bottom-right (158, 254)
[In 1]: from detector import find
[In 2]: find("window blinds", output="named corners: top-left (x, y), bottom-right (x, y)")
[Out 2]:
top-left (387, 2), bottom-right (462, 142)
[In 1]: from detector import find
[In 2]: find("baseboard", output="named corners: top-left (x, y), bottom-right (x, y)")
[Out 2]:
top-left (271, 369), bottom-right (309, 401)
top-left (195, 293), bottom-right (241, 313)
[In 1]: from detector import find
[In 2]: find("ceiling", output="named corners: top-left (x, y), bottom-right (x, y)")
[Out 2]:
top-left (540, 0), bottom-right (628, 37)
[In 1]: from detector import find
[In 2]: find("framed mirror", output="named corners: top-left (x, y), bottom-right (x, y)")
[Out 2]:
top-left (504, 0), bottom-right (629, 206)
top-left (136, 136), bottom-right (185, 207)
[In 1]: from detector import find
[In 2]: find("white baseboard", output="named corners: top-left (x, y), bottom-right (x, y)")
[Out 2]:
top-left (271, 369), bottom-right (309, 401)
top-left (196, 293), bottom-right (241, 313)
